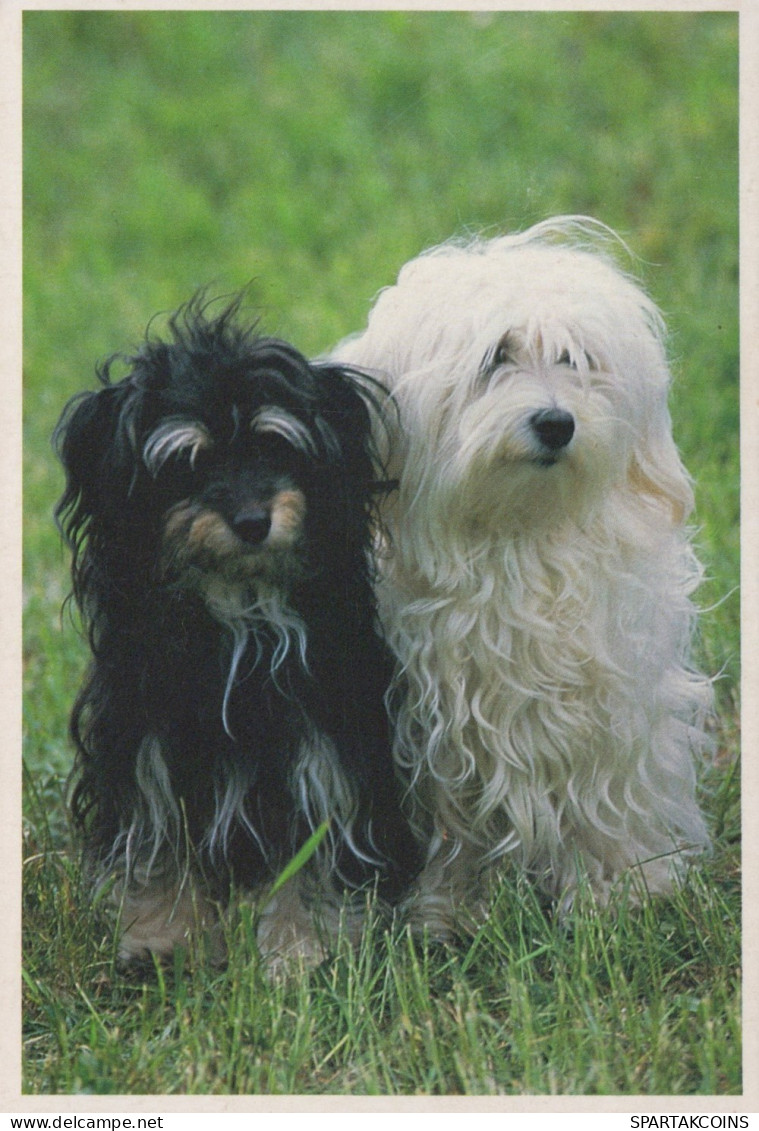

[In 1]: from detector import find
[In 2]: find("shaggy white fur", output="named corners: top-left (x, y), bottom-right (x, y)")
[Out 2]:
top-left (334, 217), bottom-right (713, 936)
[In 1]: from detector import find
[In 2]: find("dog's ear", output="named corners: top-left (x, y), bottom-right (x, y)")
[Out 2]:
top-left (53, 377), bottom-right (143, 548)
top-left (627, 441), bottom-right (694, 527)
top-left (313, 364), bottom-right (386, 475)
top-left (626, 397), bottom-right (695, 527)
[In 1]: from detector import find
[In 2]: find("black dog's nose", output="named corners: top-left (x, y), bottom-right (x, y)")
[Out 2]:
top-left (233, 507), bottom-right (271, 546)
top-left (530, 408), bottom-right (575, 451)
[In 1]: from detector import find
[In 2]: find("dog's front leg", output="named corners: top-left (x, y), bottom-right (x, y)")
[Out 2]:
top-left (115, 868), bottom-right (223, 964)
top-left (406, 835), bottom-right (491, 940)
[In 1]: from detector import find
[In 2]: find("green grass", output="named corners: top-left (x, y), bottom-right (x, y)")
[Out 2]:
top-left (23, 10), bottom-right (740, 1095)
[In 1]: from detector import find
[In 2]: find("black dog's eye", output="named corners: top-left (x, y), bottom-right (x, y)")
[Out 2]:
top-left (158, 455), bottom-right (199, 493)
top-left (250, 408), bottom-right (322, 462)
top-left (187, 445), bottom-right (212, 472)
top-left (247, 431), bottom-right (303, 467)
top-left (170, 443), bottom-right (211, 474)
top-left (143, 419), bottom-right (214, 479)
top-left (153, 447), bottom-right (214, 497)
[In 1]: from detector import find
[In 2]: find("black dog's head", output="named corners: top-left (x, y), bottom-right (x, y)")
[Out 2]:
top-left (54, 293), bottom-right (388, 623)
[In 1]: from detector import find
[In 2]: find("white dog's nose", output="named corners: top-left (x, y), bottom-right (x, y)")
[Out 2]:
top-left (530, 409), bottom-right (575, 451)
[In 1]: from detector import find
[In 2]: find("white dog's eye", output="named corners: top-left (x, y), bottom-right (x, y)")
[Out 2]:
top-left (556, 348), bottom-right (598, 372)
top-left (482, 335), bottom-right (513, 375)
top-left (493, 336), bottom-right (513, 367)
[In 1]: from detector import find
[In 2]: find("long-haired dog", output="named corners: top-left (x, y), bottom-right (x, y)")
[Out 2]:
top-left (54, 293), bottom-right (421, 967)
top-left (334, 217), bottom-right (713, 936)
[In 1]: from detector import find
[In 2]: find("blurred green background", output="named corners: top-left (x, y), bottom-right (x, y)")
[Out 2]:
top-left (22, 11), bottom-right (740, 1096)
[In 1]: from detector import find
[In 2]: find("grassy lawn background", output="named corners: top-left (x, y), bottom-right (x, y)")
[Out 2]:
top-left (22, 10), bottom-right (740, 1096)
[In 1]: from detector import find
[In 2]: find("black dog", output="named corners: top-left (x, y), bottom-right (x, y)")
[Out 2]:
top-left (54, 294), bottom-right (421, 967)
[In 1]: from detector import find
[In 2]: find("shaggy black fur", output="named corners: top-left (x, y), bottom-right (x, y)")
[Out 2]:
top-left (54, 293), bottom-right (420, 962)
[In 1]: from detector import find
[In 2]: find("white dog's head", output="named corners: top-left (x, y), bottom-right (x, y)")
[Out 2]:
top-left (338, 218), bottom-right (693, 553)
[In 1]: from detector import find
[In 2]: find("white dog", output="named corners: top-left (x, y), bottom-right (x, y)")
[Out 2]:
top-left (335, 217), bottom-right (712, 936)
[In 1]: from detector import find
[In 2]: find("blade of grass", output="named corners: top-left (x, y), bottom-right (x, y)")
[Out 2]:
top-left (264, 818), bottom-right (331, 903)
